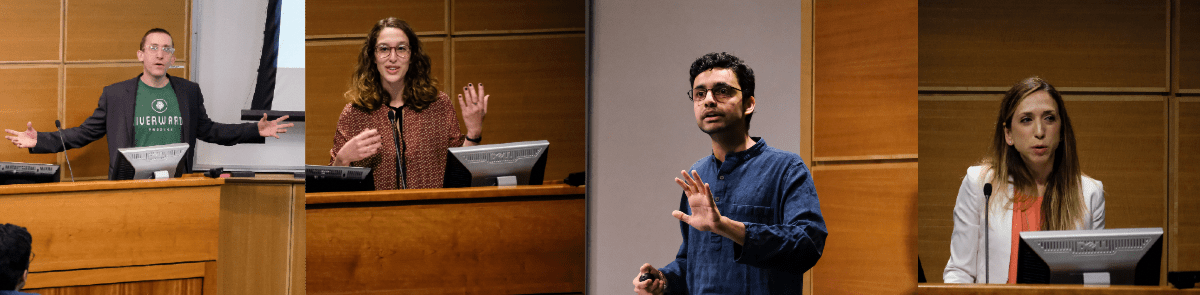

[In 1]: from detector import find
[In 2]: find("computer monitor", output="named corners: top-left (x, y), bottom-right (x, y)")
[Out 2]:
top-left (305, 165), bottom-right (374, 193)
top-left (115, 143), bottom-right (190, 180)
top-left (0, 162), bottom-right (60, 185)
top-left (443, 140), bottom-right (548, 188)
top-left (1017, 227), bottom-right (1163, 285)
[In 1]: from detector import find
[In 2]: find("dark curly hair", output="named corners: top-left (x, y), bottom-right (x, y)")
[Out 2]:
top-left (689, 52), bottom-right (756, 129)
top-left (346, 17), bottom-right (439, 112)
top-left (0, 223), bottom-right (31, 290)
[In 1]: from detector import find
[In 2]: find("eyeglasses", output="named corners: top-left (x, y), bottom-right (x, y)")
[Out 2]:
top-left (688, 85), bottom-right (742, 103)
top-left (144, 45), bottom-right (175, 54)
top-left (376, 45), bottom-right (410, 59)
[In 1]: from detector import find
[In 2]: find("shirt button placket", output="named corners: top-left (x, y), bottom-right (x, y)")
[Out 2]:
top-left (715, 175), bottom-right (724, 202)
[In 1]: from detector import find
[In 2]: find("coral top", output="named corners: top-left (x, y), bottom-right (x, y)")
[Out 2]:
top-left (1007, 192), bottom-right (1043, 284)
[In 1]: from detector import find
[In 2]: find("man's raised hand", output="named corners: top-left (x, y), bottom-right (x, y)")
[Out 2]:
top-left (4, 122), bottom-right (38, 148)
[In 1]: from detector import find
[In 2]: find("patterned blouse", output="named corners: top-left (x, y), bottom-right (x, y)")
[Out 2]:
top-left (331, 92), bottom-right (465, 190)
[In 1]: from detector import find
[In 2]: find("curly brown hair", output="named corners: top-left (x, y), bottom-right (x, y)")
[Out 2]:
top-left (345, 17), bottom-right (439, 112)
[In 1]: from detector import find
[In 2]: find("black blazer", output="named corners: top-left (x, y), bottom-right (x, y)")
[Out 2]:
top-left (31, 74), bottom-right (264, 179)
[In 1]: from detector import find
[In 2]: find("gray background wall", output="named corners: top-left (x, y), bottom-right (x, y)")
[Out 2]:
top-left (588, 1), bottom-right (805, 293)
top-left (191, 0), bottom-right (305, 171)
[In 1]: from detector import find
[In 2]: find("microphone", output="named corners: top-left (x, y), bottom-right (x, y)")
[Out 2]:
top-left (55, 120), bottom-right (75, 182)
top-left (982, 183), bottom-right (992, 283)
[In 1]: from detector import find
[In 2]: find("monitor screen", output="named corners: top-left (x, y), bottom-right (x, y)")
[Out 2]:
top-left (305, 165), bottom-right (373, 193)
top-left (444, 140), bottom-right (548, 188)
top-left (115, 143), bottom-right (190, 180)
top-left (0, 162), bottom-right (60, 185)
top-left (1017, 227), bottom-right (1163, 285)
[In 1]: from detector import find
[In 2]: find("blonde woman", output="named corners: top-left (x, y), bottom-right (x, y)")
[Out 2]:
top-left (943, 77), bottom-right (1105, 284)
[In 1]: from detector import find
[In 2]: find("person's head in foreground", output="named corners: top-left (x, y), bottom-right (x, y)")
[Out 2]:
top-left (0, 224), bottom-right (32, 292)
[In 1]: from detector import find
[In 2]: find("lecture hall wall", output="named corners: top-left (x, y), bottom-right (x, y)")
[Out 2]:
top-left (917, 0), bottom-right (1200, 285)
top-left (0, 0), bottom-right (190, 181)
top-left (589, 0), bottom-right (918, 294)
top-left (304, 0), bottom-right (587, 183)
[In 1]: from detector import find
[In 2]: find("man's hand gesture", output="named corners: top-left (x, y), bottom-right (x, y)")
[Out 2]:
top-left (672, 170), bottom-right (746, 245)
top-left (672, 170), bottom-right (722, 232)
top-left (4, 122), bottom-right (38, 148)
top-left (257, 114), bottom-right (295, 139)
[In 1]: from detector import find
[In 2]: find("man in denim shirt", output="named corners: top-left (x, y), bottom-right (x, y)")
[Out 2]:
top-left (633, 52), bottom-right (827, 295)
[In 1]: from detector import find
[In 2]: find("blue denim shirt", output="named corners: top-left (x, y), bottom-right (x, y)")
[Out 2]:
top-left (660, 138), bottom-right (827, 294)
top-left (0, 291), bottom-right (38, 295)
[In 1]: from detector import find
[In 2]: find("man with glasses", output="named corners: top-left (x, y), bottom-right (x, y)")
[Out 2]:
top-left (632, 52), bottom-right (827, 295)
top-left (4, 28), bottom-right (293, 179)
top-left (0, 224), bottom-right (34, 294)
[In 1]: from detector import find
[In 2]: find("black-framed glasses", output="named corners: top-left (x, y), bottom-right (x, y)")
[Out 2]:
top-left (688, 85), bottom-right (742, 103)
top-left (144, 45), bottom-right (175, 54)
top-left (376, 44), bottom-right (410, 59)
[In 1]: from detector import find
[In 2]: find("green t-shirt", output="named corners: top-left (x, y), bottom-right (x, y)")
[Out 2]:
top-left (134, 80), bottom-right (184, 147)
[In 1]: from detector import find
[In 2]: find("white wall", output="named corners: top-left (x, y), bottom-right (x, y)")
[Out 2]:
top-left (588, 1), bottom-right (805, 293)
top-left (190, 0), bottom-right (305, 172)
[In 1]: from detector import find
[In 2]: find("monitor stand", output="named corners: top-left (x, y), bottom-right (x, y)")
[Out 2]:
top-left (496, 176), bottom-right (517, 186)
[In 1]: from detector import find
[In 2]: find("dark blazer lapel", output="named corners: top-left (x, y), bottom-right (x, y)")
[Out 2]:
top-left (116, 76), bottom-right (140, 148)
top-left (171, 75), bottom-right (193, 144)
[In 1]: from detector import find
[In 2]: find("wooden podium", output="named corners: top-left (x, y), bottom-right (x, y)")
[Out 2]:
top-left (919, 283), bottom-right (1200, 294)
top-left (0, 175), bottom-right (306, 295)
top-left (0, 178), bottom-right (223, 294)
top-left (306, 184), bottom-right (585, 294)
top-left (218, 176), bottom-right (306, 295)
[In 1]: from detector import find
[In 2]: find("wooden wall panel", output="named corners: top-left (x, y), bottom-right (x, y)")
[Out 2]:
top-left (811, 163), bottom-right (917, 294)
top-left (919, 0), bottom-right (1168, 90)
top-left (0, 1), bottom-right (61, 62)
top-left (814, 0), bottom-right (917, 160)
top-left (25, 278), bottom-right (204, 295)
top-left (64, 65), bottom-right (188, 179)
top-left (452, 35), bottom-right (586, 181)
top-left (916, 97), bottom-right (997, 283)
top-left (65, 0), bottom-right (189, 61)
top-left (305, 42), bottom-right (369, 166)
top-left (305, 40), bottom-right (445, 166)
top-left (307, 198), bottom-right (585, 294)
top-left (1182, 1), bottom-right (1200, 91)
top-left (0, 67), bottom-right (60, 165)
top-left (1068, 98), bottom-right (1167, 230)
top-left (916, 96), bottom-right (1168, 282)
top-left (453, 0), bottom-right (585, 33)
top-left (1177, 100), bottom-right (1200, 271)
top-left (306, 0), bottom-right (445, 37)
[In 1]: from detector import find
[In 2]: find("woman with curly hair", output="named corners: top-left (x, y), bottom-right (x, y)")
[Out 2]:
top-left (330, 17), bottom-right (488, 190)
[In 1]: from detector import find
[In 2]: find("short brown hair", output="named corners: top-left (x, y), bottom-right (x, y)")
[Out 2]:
top-left (140, 28), bottom-right (173, 50)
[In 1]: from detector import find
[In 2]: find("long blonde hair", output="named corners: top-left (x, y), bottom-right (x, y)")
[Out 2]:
top-left (345, 18), bottom-right (439, 112)
top-left (982, 77), bottom-right (1085, 231)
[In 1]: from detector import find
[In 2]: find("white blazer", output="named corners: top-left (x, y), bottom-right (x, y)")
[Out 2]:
top-left (942, 165), bottom-right (1105, 284)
